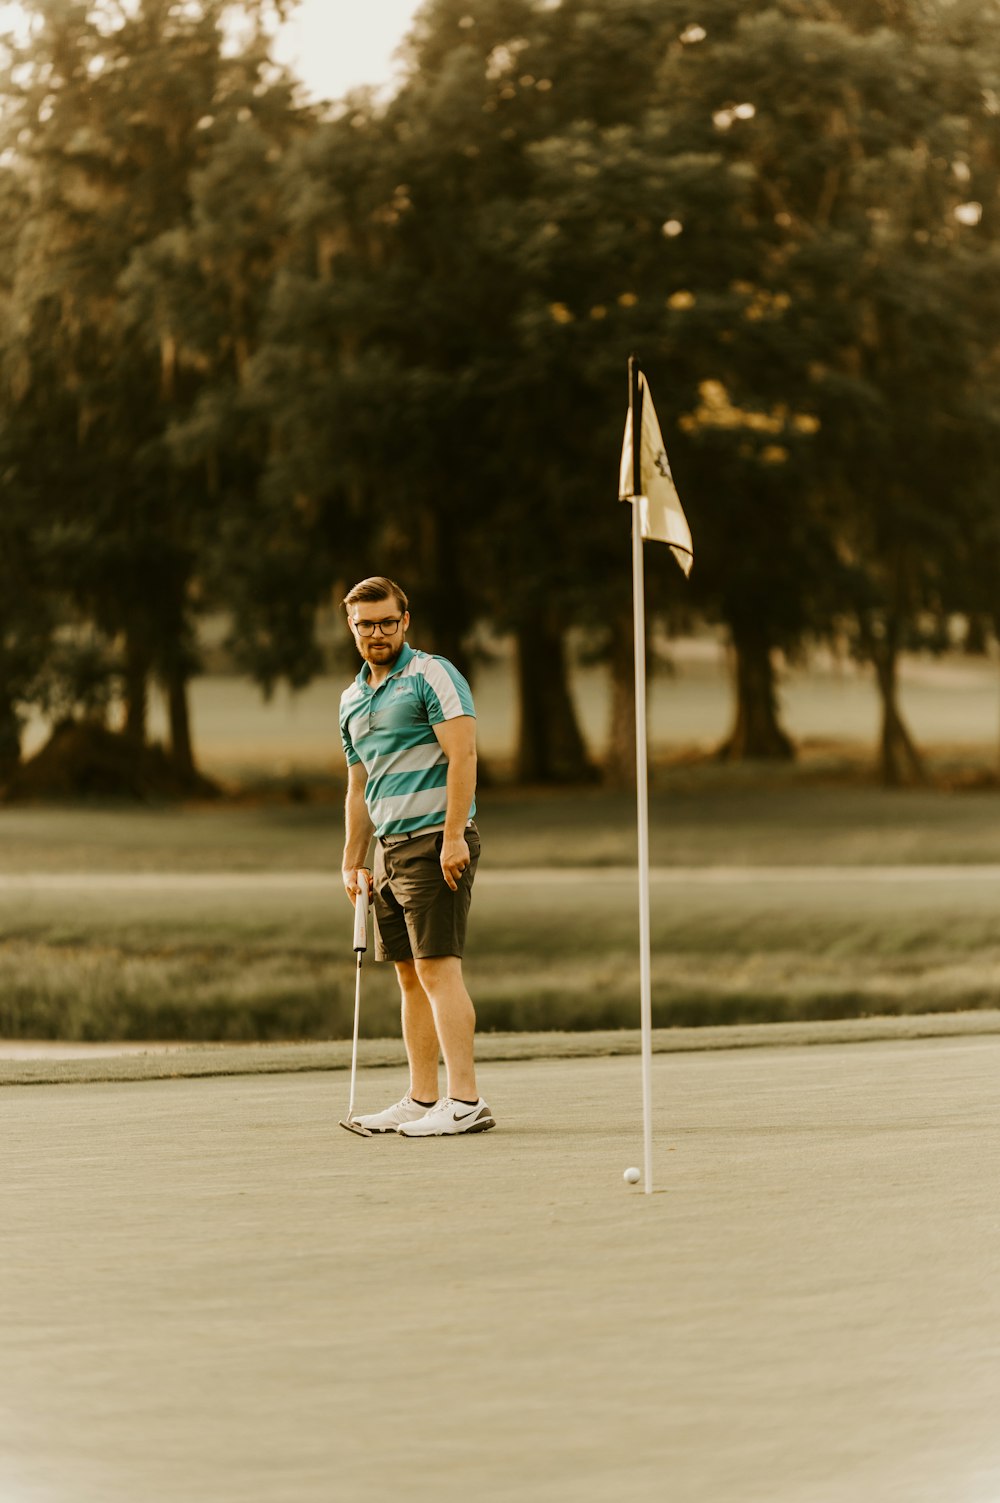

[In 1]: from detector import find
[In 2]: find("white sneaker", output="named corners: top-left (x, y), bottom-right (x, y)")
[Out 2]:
top-left (397, 1097), bottom-right (495, 1137)
top-left (354, 1094), bottom-right (437, 1134)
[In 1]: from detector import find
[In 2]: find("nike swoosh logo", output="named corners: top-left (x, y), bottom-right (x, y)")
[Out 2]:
top-left (454, 1107), bottom-right (479, 1120)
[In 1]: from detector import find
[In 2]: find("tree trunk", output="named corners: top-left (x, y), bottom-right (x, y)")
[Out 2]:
top-left (718, 630), bottom-right (795, 760)
top-left (993, 614), bottom-right (1000, 781)
top-left (870, 634), bottom-right (926, 787)
top-left (123, 632), bottom-right (149, 747)
top-left (514, 618), bottom-right (596, 783)
top-left (0, 695), bottom-right (21, 783)
top-left (166, 664), bottom-right (196, 779)
top-left (402, 504), bottom-right (473, 680)
top-left (424, 608), bottom-right (472, 683)
top-left (963, 614), bottom-right (989, 656)
top-left (604, 606), bottom-right (637, 789)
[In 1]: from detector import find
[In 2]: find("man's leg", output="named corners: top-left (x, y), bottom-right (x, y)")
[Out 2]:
top-left (413, 955), bottom-right (477, 1102)
top-left (396, 959), bottom-right (441, 1103)
top-left (353, 960), bottom-right (441, 1133)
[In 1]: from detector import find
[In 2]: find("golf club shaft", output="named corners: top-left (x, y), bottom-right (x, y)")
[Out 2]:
top-left (348, 953), bottom-right (362, 1117)
top-left (346, 880), bottom-right (369, 1119)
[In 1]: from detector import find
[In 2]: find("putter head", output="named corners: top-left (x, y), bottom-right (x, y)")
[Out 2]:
top-left (339, 1116), bottom-right (373, 1139)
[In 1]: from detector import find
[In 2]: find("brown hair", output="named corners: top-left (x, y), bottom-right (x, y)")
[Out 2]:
top-left (342, 576), bottom-right (409, 615)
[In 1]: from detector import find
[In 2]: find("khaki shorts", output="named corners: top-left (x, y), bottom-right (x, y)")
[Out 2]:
top-left (372, 823), bottom-right (481, 963)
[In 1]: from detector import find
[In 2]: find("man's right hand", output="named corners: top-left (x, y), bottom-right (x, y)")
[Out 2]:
top-left (343, 867), bottom-right (372, 906)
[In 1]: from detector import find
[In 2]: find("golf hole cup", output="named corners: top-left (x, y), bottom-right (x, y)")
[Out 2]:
top-left (623, 1167), bottom-right (641, 1185)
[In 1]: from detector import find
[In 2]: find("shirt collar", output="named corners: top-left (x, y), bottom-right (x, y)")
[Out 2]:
top-left (356, 640), bottom-right (415, 688)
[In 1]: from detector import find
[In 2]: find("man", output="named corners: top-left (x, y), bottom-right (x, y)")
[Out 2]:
top-left (339, 575), bottom-right (495, 1137)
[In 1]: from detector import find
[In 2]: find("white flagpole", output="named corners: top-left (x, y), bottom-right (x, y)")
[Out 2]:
top-left (629, 356), bottom-right (654, 1196)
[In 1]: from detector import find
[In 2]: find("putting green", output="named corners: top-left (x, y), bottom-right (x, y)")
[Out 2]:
top-left (2, 1037), bottom-right (999, 1502)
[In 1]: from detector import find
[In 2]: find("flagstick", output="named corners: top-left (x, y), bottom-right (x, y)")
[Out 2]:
top-left (628, 355), bottom-right (654, 1197)
top-left (632, 507), bottom-right (654, 1197)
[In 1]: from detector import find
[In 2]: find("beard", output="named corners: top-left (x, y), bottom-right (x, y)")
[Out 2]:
top-left (361, 636), bottom-right (404, 670)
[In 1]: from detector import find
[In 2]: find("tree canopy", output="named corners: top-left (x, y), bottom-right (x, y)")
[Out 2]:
top-left (2, 0), bottom-right (999, 789)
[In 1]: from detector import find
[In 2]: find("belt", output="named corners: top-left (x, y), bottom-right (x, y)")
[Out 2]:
top-left (379, 820), bottom-right (476, 849)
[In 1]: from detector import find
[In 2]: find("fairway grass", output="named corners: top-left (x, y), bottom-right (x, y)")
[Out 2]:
top-left (2, 868), bottom-right (1000, 1041)
top-left (3, 779), bottom-right (1000, 1042)
top-left (4, 776), bottom-right (1000, 873)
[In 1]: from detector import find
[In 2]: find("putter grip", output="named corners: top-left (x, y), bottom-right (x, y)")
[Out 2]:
top-left (352, 881), bottom-right (369, 953)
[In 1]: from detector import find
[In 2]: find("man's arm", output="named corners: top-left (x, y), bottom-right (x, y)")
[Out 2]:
top-left (342, 761), bottom-right (374, 905)
top-left (432, 715), bottom-right (477, 891)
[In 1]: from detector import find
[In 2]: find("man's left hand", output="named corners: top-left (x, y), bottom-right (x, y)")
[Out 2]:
top-left (440, 836), bottom-right (471, 891)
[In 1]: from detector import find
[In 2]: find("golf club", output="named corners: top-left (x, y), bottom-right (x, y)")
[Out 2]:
top-left (339, 875), bottom-right (373, 1138)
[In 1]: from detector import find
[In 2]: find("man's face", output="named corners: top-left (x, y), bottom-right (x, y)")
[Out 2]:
top-left (349, 598), bottom-right (409, 671)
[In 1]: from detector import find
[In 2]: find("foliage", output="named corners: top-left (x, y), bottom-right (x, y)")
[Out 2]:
top-left (0, 0), bottom-right (309, 771)
top-left (2, 0), bottom-right (1000, 787)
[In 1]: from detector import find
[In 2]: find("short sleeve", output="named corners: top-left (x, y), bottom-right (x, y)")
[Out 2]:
top-left (420, 657), bottom-right (476, 725)
top-left (340, 705), bottom-right (363, 767)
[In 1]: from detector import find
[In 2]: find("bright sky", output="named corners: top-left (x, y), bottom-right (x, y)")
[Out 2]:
top-left (0, 1), bottom-right (426, 101)
top-left (273, 0), bottom-right (424, 101)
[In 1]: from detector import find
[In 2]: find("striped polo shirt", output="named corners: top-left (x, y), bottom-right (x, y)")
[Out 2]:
top-left (339, 642), bottom-right (477, 838)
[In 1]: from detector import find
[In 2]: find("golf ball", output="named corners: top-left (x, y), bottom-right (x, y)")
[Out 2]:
top-left (623, 1167), bottom-right (641, 1185)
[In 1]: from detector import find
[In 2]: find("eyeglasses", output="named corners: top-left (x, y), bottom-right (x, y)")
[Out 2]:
top-left (354, 616), bottom-right (403, 638)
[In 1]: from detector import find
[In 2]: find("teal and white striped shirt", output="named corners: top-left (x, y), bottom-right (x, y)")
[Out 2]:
top-left (339, 643), bottom-right (476, 838)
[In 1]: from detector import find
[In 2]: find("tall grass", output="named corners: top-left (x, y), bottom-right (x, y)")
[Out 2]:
top-left (8, 655), bottom-right (1000, 1041)
top-left (2, 870), bottom-right (999, 1041)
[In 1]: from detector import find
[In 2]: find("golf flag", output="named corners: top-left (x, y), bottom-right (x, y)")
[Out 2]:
top-left (619, 371), bottom-right (693, 576)
top-left (619, 357), bottom-right (692, 1198)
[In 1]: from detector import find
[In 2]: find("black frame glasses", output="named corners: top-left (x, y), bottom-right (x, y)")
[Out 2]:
top-left (354, 616), bottom-right (403, 638)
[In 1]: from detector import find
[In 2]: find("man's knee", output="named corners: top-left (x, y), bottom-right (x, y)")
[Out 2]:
top-left (395, 959), bottom-right (420, 990)
top-left (413, 955), bottom-right (462, 990)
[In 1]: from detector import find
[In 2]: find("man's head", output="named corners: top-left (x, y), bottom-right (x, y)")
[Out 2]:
top-left (342, 576), bottom-right (410, 672)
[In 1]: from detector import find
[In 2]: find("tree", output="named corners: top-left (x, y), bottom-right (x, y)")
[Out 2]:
top-left (123, 61), bottom-right (322, 711)
top-left (0, 0), bottom-right (301, 779)
top-left (510, 0), bottom-right (1000, 783)
top-left (508, 8), bottom-right (836, 768)
top-left (701, 0), bottom-right (1000, 780)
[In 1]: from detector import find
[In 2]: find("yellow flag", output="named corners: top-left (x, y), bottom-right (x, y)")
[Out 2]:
top-left (618, 372), bottom-right (693, 576)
